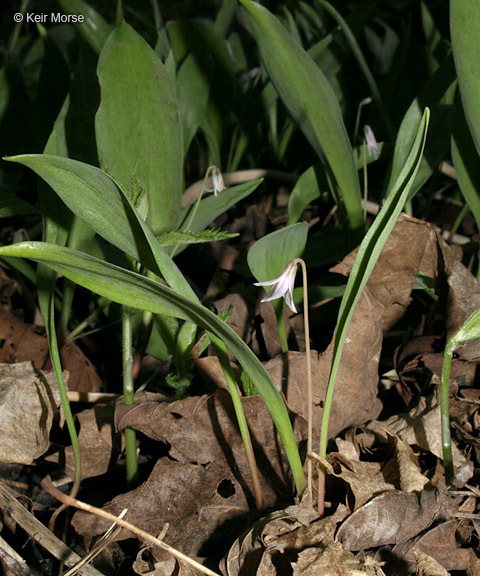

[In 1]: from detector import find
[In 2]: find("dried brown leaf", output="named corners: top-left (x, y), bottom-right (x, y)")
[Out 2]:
top-left (0, 362), bottom-right (62, 463)
top-left (115, 390), bottom-right (305, 503)
top-left (221, 501), bottom-right (347, 576)
top-left (328, 453), bottom-right (396, 510)
top-left (415, 550), bottom-right (450, 576)
top-left (72, 458), bottom-right (251, 557)
top-left (395, 437), bottom-right (429, 493)
top-left (393, 520), bottom-right (472, 572)
top-left (0, 311), bottom-right (48, 368)
top-left (60, 342), bottom-right (103, 393)
top-left (331, 215), bottom-right (438, 331)
top-left (366, 394), bottom-right (474, 486)
top-left (337, 490), bottom-right (440, 551)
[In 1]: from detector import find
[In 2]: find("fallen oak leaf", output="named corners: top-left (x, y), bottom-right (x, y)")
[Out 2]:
top-left (41, 475), bottom-right (221, 576)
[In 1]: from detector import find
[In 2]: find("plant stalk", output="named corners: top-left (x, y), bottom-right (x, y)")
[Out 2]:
top-left (440, 346), bottom-right (454, 486)
top-left (122, 305), bottom-right (139, 489)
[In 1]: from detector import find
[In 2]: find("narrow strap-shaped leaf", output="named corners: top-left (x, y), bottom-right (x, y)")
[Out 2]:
top-left (320, 108), bottom-right (430, 458)
top-left (0, 241), bottom-right (305, 496)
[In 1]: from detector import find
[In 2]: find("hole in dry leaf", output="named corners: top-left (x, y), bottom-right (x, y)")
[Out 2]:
top-left (217, 478), bottom-right (235, 498)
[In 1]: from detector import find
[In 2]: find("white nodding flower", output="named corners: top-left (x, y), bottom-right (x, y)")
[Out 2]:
top-left (364, 125), bottom-right (380, 160)
top-left (254, 260), bottom-right (298, 314)
top-left (206, 167), bottom-right (226, 196)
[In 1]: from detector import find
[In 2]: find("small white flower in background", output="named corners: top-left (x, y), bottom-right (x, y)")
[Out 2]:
top-left (364, 125), bottom-right (380, 160)
top-left (206, 167), bottom-right (227, 196)
top-left (254, 260), bottom-right (298, 314)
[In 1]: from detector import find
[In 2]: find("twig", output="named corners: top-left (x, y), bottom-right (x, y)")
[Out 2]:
top-left (0, 480), bottom-right (103, 576)
top-left (41, 476), bottom-right (221, 576)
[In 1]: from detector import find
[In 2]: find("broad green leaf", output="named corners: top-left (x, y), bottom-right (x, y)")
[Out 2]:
top-left (320, 108), bottom-right (430, 459)
top-left (0, 241), bottom-right (305, 495)
top-left (177, 54), bottom-right (211, 156)
top-left (58, 0), bottom-right (111, 55)
top-left (239, 0), bottom-right (363, 231)
top-left (248, 223), bottom-right (309, 283)
top-left (5, 154), bottom-right (197, 301)
top-left (96, 22), bottom-right (183, 234)
top-left (451, 100), bottom-right (480, 233)
top-left (384, 55), bottom-right (456, 198)
top-left (451, 0), bottom-right (480, 157)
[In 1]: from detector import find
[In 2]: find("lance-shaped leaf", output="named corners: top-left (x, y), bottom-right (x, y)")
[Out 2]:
top-left (4, 154), bottom-right (196, 301)
top-left (320, 108), bottom-right (430, 459)
top-left (451, 0), bottom-right (480, 157)
top-left (0, 241), bottom-right (305, 496)
top-left (96, 22), bottom-right (183, 234)
top-left (239, 0), bottom-right (362, 231)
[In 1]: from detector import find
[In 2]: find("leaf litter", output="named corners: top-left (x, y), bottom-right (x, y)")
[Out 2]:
top-left (1, 217), bottom-right (480, 574)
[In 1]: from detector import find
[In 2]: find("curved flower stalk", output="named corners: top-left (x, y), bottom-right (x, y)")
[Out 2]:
top-left (255, 258), bottom-right (313, 499)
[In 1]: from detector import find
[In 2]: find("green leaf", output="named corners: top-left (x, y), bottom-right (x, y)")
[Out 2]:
top-left (239, 0), bottom-right (362, 231)
top-left (179, 179), bottom-right (263, 233)
top-left (58, 0), bottom-right (111, 55)
top-left (4, 154), bottom-right (196, 301)
top-left (287, 165), bottom-right (326, 226)
top-left (96, 22), bottom-right (183, 234)
top-left (320, 108), bottom-right (430, 459)
top-left (447, 308), bottom-right (480, 353)
top-left (248, 222), bottom-right (309, 283)
top-left (0, 241), bottom-right (305, 495)
top-left (156, 229), bottom-right (238, 247)
top-left (451, 0), bottom-right (480, 157)
top-left (177, 54), bottom-right (211, 156)
top-left (451, 99), bottom-right (480, 233)
top-left (0, 195), bottom-right (39, 218)
top-left (384, 55), bottom-right (456, 198)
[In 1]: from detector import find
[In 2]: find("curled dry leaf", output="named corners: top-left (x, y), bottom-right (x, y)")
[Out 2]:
top-left (328, 452), bottom-right (396, 511)
top-left (337, 490), bottom-right (440, 551)
top-left (366, 394), bottom-right (474, 487)
top-left (394, 437), bottom-right (429, 493)
top-left (221, 501), bottom-right (346, 576)
top-left (46, 406), bottom-right (123, 481)
top-left (415, 550), bottom-right (450, 576)
top-left (292, 543), bottom-right (386, 576)
top-left (0, 362), bottom-right (63, 464)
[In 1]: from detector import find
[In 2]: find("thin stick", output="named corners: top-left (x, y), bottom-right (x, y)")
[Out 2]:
top-left (41, 476), bottom-right (221, 576)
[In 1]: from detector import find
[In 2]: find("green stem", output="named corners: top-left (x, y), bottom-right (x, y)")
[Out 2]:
top-left (274, 300), bottom-right (288, 354)
top-left (210, 334), bottom-right (265, 515)
top-left (173, 166), bottom-right (216, 258)
top-left (440, 346), bottom-right (454, 486)
top-left (122, 306), bottom-right (139, 489)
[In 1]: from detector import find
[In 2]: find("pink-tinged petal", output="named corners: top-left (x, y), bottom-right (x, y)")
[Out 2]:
top-left (364, 125), bottom-right (379, 160)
